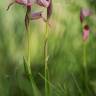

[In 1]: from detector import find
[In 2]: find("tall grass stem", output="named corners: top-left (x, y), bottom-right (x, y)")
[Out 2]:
top-left (44, 22), bottom-right (50, 96)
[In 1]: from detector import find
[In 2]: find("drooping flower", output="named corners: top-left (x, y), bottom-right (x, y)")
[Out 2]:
top-left (36, 0), bottom-right (52, 19)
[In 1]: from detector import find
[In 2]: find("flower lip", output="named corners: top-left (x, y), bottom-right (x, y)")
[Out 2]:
top-left (83, 25), bottom-right (90, 41)
top-left (29, 11), bottom-right (43, 20)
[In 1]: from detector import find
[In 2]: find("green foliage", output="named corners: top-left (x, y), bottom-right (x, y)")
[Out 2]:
top-left (0, 0), bottom-right (96, 96)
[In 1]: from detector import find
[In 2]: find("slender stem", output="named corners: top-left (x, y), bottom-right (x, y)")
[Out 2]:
top-left (27, 24), bottom-right (31, 70)
top-left (83, 41), bottom-right (90, 95)
top-left (24, 8), bottom-right (41, 96)
top-left (26, 23), bottom-right (36, 96)
top-left (83, 41), bottom-right (87, 77)
top-left (83, 41), bottom-right (87, 83)
top-left (44, 22), bottom-right (50, 96)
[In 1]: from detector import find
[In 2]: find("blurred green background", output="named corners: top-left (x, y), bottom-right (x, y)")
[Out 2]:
top-left (0, 0), bottom-right (96, 96)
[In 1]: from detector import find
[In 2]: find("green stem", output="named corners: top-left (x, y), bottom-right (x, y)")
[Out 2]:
top-left (44, 22), bottom-right (50, 96)
top-left (27, 24), bottom-right (31, 73)
top-left (83, 41), bottom-right (90, 95)
top-left (83, 42), bottom-right (87, 79)
top-left (26, 24), bottom-right (37, 96)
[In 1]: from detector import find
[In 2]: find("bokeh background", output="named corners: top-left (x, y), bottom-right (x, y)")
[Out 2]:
top-left (0, 0), bottom-right (96, 96)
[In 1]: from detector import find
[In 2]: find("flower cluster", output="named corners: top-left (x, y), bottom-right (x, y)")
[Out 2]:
top-left (7, 0), bottom-right (52, 30)
top-left (80, 8), bottom-right (91, 41)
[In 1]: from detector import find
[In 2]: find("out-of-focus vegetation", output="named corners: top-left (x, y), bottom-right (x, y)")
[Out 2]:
top-left (0, 0), bottom-right (96, 96)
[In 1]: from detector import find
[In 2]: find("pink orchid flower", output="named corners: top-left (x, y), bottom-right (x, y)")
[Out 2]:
top-left (83, 25), bottom-right (90, 41)
top-left (7, 0), bottom-right (52, 20)
top-left (36, 0), bottom-right (52, 19)
top-left (80, 8), bottom-right (92, 41)
top-left (7, 0), bottom-right (52, 30)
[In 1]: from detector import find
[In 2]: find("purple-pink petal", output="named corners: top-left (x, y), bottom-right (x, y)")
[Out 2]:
top-left (36, 0), bottom-right (50, 7)
top-left (80, 8), bottom-right (91, 23)
top-left (16, 0), bottom-right (32, 6)
top-left (29, 11), bottom-right (43, 20)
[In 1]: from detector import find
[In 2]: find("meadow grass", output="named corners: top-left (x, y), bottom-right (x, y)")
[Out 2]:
top-left (0, 0), bottom-right (96, 96)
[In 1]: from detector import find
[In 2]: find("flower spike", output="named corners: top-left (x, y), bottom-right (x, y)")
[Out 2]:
top-left (80, 8), bottom-right (92, 41)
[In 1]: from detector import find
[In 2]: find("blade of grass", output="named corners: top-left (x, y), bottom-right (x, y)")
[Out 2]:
top-left (39, 73), bottom-right (63, 96)
top-left (71, 73), bottom-right (84, 96)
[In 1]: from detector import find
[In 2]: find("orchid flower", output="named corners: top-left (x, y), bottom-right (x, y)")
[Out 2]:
top-left (7, 0), bottom-right (52, 30)
top-left (83, 25), bottom-right (90, 41)
top-left (7, 0), bottom-right (52, 19)
top-left (24, 0), bottom-right (52, 30)
top-left (27, 0), bottom-right (52, 22)
top-left (80, 8), bottom-right (91, 23)
top-left (80, 9), bottom-right (92, 91)
top-left (80, 8), bottom-right (91, 41)
top-left (36, 0), bottom-right (52, 19)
